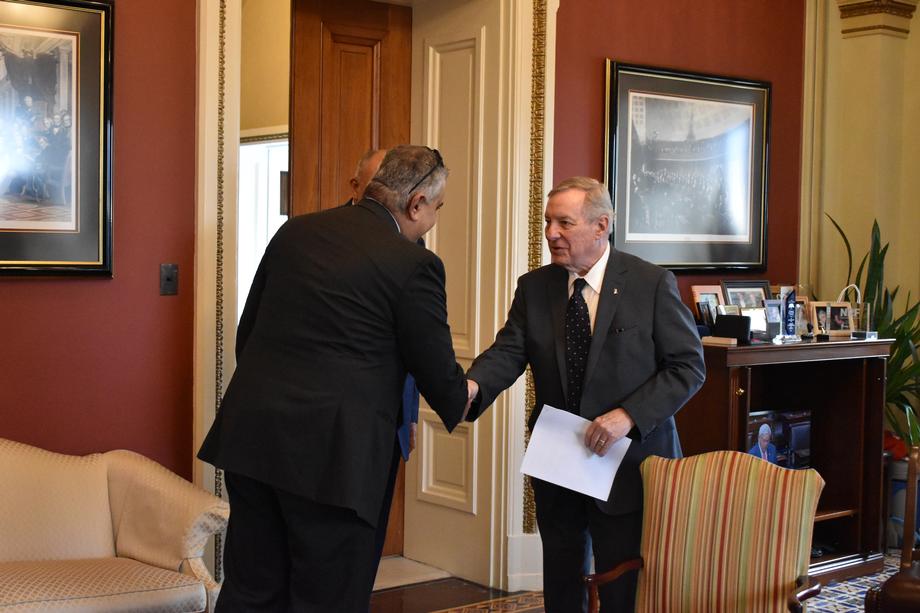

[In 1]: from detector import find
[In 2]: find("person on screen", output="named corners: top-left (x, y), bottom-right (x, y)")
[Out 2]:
top-left (748, 423), bottom-right (777, 463)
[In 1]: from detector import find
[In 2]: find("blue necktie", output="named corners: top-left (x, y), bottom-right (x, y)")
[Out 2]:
top-left (565, 278), bottom-right (591, 414)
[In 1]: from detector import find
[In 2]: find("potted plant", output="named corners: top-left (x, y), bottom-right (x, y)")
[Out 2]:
top-left (828, 214), bottom-right (920, 546)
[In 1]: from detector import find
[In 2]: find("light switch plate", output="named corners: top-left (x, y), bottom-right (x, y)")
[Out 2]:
top-left (160, 263), bottom-right (178, 295)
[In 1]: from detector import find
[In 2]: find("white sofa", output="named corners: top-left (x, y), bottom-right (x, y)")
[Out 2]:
top-left (0, 437), bottom-right (229, 612)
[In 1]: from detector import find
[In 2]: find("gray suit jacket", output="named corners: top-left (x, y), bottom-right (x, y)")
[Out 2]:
top-left (467, 247), bottom-right (705, 514)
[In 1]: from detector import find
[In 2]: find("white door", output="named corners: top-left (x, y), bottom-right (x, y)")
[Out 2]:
top-left (404, 0), bottom-right (539, 589)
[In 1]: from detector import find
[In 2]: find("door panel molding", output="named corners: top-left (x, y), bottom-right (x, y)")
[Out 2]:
top-left (418, 407), bottom-right (478, 513)
top-left (422, 32), bottom-right (483, 360)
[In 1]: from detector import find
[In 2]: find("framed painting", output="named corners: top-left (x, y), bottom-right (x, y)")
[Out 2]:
top-left (605, 61), bottom-right (770, 271)
top-left (0, 0), bottom-right (113, 275)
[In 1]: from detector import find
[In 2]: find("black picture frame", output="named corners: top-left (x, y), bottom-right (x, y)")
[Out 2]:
top-left (605, 61), bottom-right (770, 271)
top-left (0, 0), bottom-right (113, 275)
top-left (721, 279), bottom-right (772, 308)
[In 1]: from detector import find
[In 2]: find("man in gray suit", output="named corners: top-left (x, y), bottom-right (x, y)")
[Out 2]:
top-left (466, 176), bottom-right (705, 612)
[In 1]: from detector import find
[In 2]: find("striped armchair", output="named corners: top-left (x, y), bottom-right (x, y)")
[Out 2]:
top-left (586, 451), bottom-right (825, 613)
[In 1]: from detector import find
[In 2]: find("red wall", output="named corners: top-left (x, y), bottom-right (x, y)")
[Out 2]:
top-left (0, 0), bottom-right (196, 478)
top-left (554, 0), bottom-right (805, 299)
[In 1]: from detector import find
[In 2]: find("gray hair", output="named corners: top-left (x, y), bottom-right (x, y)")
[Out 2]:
top-left (548, 176), bottom-right (614, 235)
top-left (758, 423), bottom-right (772, 438)
top-left (364, 145), bottom-right (448, 214)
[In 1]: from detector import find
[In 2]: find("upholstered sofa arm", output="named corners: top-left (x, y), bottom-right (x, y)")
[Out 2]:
top-left (104, 450), bottom-right (229, 577)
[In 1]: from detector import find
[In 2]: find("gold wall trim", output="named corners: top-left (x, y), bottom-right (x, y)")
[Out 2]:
top-left (240, 132), bottom-right (289, 144)
top-left (842, 23), bottom-right (911, 34)
top-left (839, 0), bottom-right (917, 18)
top-left (838, 0), bottom-right (918, 36)
top-left (523, 0), bottom-right (547, 535)
top-left (213, 0), bottom-right (227, 582)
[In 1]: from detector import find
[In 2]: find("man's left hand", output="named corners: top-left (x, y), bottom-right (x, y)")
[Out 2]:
top-left (585, 408), bottom-right (634, 457)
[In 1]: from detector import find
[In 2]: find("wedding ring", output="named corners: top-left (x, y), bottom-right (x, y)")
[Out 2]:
top-left (597, 439), bottom-right (607, 447)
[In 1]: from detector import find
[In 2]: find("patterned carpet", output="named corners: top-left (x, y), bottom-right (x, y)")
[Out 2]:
top-left (431, 556), bottom-right (901, 612)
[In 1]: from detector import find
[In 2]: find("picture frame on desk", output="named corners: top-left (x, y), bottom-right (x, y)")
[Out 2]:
top-left (810, 301), bottom-right (852, 337)
top-left (763, 298), bottom-right (783, 324)
top-left (721, 279), bottom-right (771, 308)
top-left (0, 0), bottom-right (114, 276)
top-left (716, 304), bottom-right (741, 316)
top-left (691, 284), bottom-right (724, 323)
top-left (604, 60), bottom-right (770, 271)
top-left (740, 306), bottom-right (767, 336)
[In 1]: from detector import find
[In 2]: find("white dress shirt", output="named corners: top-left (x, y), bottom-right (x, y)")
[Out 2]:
top-left (567, 242), bottom-right (610, 333)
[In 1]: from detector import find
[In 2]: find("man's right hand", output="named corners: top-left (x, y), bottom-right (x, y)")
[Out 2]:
top-left (462, 379), bottom-right (479, 421)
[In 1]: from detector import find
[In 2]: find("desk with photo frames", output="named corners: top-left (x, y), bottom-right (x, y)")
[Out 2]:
top-left (676, 338), bottom-right (893, 583)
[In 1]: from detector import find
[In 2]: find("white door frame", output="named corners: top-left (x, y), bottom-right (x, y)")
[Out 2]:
top-left (192, 0), bottom-right (556, 588)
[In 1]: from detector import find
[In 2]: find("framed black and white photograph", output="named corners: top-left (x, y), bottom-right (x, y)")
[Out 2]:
top-left (721, 279), bottom-right (771, 308)
top-left (0, 0), bottom-right (113, 275)
top-left (605, 61), bottom-right (770, 271)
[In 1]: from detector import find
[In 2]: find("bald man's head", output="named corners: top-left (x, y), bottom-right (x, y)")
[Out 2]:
top-left (349, 149), bottom-right (387, 203)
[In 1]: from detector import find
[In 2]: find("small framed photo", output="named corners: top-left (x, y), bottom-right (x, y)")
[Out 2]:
top-left (795, 297), bottom-right (810, 326)
top-left (716, 304), bottom-right (741, 316)
top-left (721, 280), bottom-right (772, 308)
top-left (770, 284), bottom-right (795, 300)
top-left (696, 301), bottom-right (715, 327)
top-left (810, 301), bottom-right (852, 336)
top-left (763, 298), bottom-right (783, 324)
top-left (691, 284), bottom-right (724, 323)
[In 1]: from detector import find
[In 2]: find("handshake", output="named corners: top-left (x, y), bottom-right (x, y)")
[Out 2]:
top-left (409, 379), bottom-right (479, 454)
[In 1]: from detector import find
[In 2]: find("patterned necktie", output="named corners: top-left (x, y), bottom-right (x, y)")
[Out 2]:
top-left (565, 278), bottom-right (592, 414)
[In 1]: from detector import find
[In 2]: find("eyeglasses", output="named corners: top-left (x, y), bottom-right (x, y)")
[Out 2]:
top-left (407, 148), bottom-right (443, 194)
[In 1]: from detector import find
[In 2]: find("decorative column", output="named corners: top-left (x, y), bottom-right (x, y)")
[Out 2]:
top-left (801, 1), bottom-right (919, 305)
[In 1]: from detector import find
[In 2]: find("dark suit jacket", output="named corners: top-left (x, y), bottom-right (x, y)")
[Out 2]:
top-left (748, 442), bottom-right (778, 464)
top-left (343, 197), bottom-right (420, 461)
top-left (198, 199), bottom-right (468, 525)
top-left (467, 248), bottom-right (705, 515)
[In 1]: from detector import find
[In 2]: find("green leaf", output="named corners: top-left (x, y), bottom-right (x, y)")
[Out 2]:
top-left (826, 213), bottom-right (854, 284)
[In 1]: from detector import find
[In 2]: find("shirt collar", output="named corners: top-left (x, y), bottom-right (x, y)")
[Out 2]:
top-left (569, 241), bottom-right (610, 294)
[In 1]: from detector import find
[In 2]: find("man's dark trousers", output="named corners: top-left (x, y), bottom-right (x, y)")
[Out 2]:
top-left (216, 472), bottom-right (379, 612)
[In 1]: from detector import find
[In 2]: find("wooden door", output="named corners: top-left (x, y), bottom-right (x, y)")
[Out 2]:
top-left (289, 0), bottom-right (411, 556)
top-left (289, 0), bottom-right (410, 215)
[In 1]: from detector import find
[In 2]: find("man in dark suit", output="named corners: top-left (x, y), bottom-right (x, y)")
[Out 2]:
top-left (343, 149), bottom-right (418, 454)
top-left (343, 147), bottom-right (421, 577)
top-left (466, 176), bottom-right (705, 612)
top-left (198, 145), bottom-right (478, 612)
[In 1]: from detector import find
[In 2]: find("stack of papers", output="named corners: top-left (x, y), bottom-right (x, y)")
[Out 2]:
top-left (520, 405), bottom-right (631, 500)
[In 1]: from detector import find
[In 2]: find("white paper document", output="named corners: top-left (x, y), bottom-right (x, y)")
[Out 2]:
top-left (520, 405), bottom-right (632, 500)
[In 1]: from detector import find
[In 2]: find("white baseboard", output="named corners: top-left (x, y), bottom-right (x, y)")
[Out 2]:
top-left (507, 533), bottom-right (543, 591)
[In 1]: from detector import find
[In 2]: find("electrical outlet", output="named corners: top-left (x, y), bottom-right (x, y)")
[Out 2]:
top-left (160, 263), bottom-right (178, 295)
